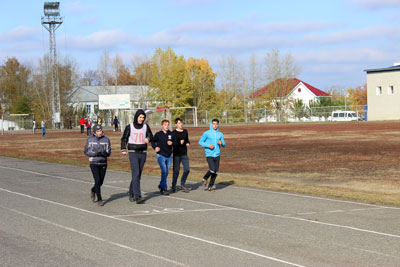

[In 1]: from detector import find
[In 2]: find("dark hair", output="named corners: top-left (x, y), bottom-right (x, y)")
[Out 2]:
top-left (161, 119), bottom-right (170, 125)
top-left (212, 118), bottom-right (219, 124)
top-left (175, 118), bottom-right (182, 124)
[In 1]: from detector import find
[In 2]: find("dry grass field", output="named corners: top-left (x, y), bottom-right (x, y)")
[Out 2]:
top-left (1, 121), bottom-right (400, 206)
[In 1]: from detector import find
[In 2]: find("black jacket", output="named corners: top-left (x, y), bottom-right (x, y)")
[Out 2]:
top-left (121, 109), bottom-right (153, 152)
top-left (152, 130), bottom-right (177, 157)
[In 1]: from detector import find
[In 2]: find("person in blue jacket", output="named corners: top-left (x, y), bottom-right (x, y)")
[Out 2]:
top-left (84, 124), bottom-right (111, 206)
top-left (198, 118), bottom-right (226, 191)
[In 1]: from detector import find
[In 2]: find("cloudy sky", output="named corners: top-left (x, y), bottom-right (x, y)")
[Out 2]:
top-left (1, 0), bottom-right (400, 90)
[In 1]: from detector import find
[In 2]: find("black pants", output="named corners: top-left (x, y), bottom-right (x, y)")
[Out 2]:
top-left (203, 156), bottom-right (220, 188)
top-left (128, 152), bottom-right (147, 198)
top-left (90, 164), bottom-right (107, 201)
top-left (172, 155), bottom-right (190, 188)
top-left (80, 125), bottom-right (84, 134)
top-left (114, 124), bottom-right (118, 131)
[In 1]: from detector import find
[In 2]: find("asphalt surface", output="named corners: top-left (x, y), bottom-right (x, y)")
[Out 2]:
top-left (0, 156), bottom-right (399, 267)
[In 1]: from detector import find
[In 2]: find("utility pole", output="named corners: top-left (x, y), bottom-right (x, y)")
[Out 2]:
top-left (41, 2), bottom-right (63, 128)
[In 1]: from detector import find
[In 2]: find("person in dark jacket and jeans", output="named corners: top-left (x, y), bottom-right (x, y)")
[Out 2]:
top-left (171, 118), bottom-right (190, 193)
top-left (152, 119), bottom-right (177, 195)
top-left (121, 109), bottom-right (153, 204)
top-left (84, 124), bottom-right (111, 206)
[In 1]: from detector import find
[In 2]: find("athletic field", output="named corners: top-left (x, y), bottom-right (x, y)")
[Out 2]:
top-left (1, 156), bottom-right (400, 266)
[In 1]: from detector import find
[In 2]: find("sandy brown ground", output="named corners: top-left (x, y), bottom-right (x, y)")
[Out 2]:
top-left (1, 121), bottom-right (400, 206)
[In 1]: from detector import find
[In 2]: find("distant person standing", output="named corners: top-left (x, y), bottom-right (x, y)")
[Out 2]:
top-left (79, 117), bottom-right (85, 134)
top-left (121, 109), bottom-right (153, 204)
top-left (152, 120), bottom-right (176, 195)
top-left (85, 118), bottom-right (92, 136)
top-left (41, 120), bottom-right (46, 138)
top-left (171, 118), bottom-right (191, 193)
top-left (97, 117), bottom-right (102, 126)
top-left (198, 119), bottom-right (226, 191)
top-left (84, 124), bottom-right (111, 206)
top-left (113, 116), bottom-right (119, 132)
top-left (32, 119), bottom-right (36, 134)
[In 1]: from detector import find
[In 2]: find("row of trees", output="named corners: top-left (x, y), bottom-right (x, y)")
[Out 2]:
top-left (0, 48), bottom-right (367, 126)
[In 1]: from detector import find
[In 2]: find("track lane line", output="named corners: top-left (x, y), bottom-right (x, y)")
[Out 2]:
top-left (0, 188), bottom-right (306, 267)
top-left (1, 165), bottom-right (400, 239)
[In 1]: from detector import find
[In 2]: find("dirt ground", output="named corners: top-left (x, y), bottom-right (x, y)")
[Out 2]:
top-left (1, 121), bottom-right (400, 205)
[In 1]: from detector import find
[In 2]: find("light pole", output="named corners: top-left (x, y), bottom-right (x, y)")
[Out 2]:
top-left (41, 2), bottom-right (63, 129)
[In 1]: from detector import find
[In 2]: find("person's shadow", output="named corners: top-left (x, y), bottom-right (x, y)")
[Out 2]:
top-left (105, 192), bottom-right (130, 204)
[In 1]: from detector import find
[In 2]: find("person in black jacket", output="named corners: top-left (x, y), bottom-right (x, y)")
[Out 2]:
top-left (171, 118), bottom-right (191, 193)
top-left (84, 124), bottom-right (111, 206)
top-left (151, 119), bottom-right (177, 195)
top-left (121, 109), bottom-right (153, 204)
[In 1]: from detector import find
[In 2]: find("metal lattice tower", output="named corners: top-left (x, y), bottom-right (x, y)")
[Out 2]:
top-left (41, 2), bottom-right (63, 128)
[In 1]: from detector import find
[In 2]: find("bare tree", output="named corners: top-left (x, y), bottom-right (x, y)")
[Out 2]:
top-left (81, 69), bottom-right (99, 86)
top-left (98, 51), bottom-right (111, 90)
top-left (264, 49), bottom-right (301, 121)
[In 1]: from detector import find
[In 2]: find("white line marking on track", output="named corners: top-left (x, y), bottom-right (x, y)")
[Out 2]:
top-left (0, 188), bottom-right (306, 267)
top-left (1, 206), bottom-right (189, 267)
top-left (2, 165), bottom-right (400, 240)
top-left (113, 208), bottom-right (231, 217)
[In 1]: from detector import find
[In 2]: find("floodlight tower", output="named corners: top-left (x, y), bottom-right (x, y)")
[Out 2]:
top-left (41, 2), bottom-right (63, 128)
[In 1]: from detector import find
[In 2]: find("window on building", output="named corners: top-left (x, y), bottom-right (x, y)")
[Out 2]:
top-left (376, 86), bottom-right (382, 95)
top-left (86, 105), bottom-right (91, 114)
top-left (388, 86), bottom-right (394, 95)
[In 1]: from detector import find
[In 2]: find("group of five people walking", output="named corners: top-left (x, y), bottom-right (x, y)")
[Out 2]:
top-left (84, 109), bottom-right (226, 206)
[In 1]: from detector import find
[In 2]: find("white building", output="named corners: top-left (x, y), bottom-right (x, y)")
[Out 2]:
top-left (69, 85), bottom-right (152, 118)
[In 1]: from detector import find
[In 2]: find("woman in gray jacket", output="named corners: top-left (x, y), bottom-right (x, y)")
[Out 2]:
top-left (84, 124), bottom-right (111, 206)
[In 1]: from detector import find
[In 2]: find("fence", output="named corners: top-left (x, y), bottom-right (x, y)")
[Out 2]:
top-left (0, 113), bottom-right (35, 133)
top-left (189, 105), bottom-right (366, 125)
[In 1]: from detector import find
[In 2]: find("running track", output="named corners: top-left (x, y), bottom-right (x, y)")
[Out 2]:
top-left (1, 156), bottom-right (399, 267)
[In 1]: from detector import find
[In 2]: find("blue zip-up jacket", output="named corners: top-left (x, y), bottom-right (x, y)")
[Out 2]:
top-left (198, 122), bottom-right (226, 157)
top-left (84, 132), bottom-right (111, 165)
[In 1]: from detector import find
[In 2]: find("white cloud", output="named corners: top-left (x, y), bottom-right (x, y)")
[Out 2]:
top-left (351, 0), bottom-right (400, 10)
top-left (0, 26), bottom-right (40, 42)
top-left (65, 30), bottom-right (132, 51)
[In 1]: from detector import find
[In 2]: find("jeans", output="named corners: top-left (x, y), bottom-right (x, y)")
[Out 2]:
top-left (203, 156), bottom-right (220, 188)
top-left (157, 154), bottom-right (172, 190)
top-left (128, 152), bottom-right (147, 197)
top-left (41, 127), bottom-right (46, 137)
top-left (87, 127), bottom-right (91, 136)
top-left (172, 155), bottom-right (190, 188)
top-left (90, 164), bottom-right (107, 201)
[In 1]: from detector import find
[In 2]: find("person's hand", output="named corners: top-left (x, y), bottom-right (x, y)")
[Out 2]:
top-left (101, 151), bottom-right (108, 157)
top-left (217, 140), bottom-right (222, 145)
top-left (180, 139), bottom-right (184, 145)
top-left (155, 147), bottom-right (160, 152)
top-left (186, 143), bottom-right (190, 147)
top-left (209, 144), bottom-right (214, 149)
top-left (167, 141), bottom-right (173, 146)
top-left (122, 151), bottom-right (127, 155)
top-left (144, 138), bottom-right (149, 144)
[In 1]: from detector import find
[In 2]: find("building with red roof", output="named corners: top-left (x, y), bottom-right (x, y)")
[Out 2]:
top-left (252, 78), bottom-right (330, 106)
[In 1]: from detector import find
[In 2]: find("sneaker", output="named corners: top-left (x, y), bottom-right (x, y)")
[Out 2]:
top-left (91, 191), bottom-right (95, 202)
top-left (180, 185), bottom-right (190, 193)
top-left (160, 189), bottom-right (170, 196)
top-left (129, 193), bottom-right (135, 202)
top-left (202, 179), bottom-right (207, 188)
top-left (135, 196), bottom-right (145, 204)
top-left (97, 200), bottom-right (105, 206)
top-left (207, 186), bottom-right (214, 192)
top-left (170, 187), bottom-right (177, 193)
